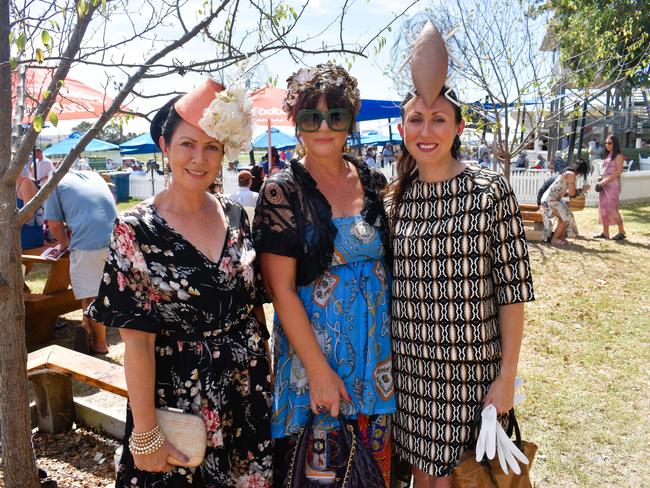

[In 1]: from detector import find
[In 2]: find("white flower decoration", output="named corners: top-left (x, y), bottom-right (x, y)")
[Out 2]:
top-left (198, 85), bottom-right (254, 161)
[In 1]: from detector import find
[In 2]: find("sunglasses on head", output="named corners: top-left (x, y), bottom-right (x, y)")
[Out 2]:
top-left (296, 108), bottom-right (352, 133)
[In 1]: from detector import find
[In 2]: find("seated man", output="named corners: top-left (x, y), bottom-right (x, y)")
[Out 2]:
top-left (44, 170), bottom-right (118, 354)
top-left (514, 152), bottom-right (529, 169)
top-left (228, 170), bottom-right (259, 207)
top-left (550, 151), bottom-right (568, 173)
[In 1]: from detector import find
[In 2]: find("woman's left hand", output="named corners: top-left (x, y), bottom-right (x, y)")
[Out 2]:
top-left (483, 375), bottom-right (515, 414)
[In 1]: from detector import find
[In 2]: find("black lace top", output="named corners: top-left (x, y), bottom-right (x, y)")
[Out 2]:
top-left (252, 156), bottom-right (391, 287)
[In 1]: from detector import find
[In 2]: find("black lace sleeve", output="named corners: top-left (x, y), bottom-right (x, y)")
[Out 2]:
top-left (253, 162), bottom-right (338, 287)
top-left (253, 173), bottom-right (300, 258)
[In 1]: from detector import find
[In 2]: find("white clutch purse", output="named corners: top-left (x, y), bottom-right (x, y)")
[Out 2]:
top-left (156, 408), bottom-right (207, 467)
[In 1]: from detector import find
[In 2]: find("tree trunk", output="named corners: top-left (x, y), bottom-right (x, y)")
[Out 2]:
top-left (0, 192), bottom-right (41, 488)
top-left (0, 0), bottom-right (42, 484)
top-left (503, 154), bottom-right (511, 181)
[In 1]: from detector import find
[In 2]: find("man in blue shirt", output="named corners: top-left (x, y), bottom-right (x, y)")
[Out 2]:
top-left (45, 170), bottom-right (118, 354)
top-left (550, 151), bottom-right (568, 173)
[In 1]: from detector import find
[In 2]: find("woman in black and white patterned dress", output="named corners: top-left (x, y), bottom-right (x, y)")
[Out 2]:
top-left (386, 86), bottom-right (535, 487)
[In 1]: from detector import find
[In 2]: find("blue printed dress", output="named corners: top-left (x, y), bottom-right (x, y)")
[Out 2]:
top-left (271, 215), bottom-right (395, 436)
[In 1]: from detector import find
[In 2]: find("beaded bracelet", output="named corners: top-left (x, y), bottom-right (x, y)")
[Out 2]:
top-left (129, 425), bottom-right (166, 455)
top-left (131, 424), bottom-right (161, 442)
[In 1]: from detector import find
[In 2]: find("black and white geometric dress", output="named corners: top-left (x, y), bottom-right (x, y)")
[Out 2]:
top-left (390, 166), bottom-right (535, 477)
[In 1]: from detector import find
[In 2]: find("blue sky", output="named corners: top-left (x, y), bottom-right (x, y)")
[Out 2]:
top-left (52, 0), bottom-right (423, 136)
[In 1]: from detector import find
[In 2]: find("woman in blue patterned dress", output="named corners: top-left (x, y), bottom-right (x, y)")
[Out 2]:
top-left (253, 62), bottom-right (395, 486)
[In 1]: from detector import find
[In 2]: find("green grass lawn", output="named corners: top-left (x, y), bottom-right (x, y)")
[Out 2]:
top-left (117, 198), bottom-right (141, 213)
top-left (24, 202), bottom-right (650, 486)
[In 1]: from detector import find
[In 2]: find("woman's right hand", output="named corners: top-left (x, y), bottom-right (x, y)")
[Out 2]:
top-left (308, 365), bottom-right (351, 417)
top-left (132, 439), bottom-right (189, 472)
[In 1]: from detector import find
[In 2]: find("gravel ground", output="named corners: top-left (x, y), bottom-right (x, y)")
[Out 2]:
top-left (4, 303), bottom-right (276, 486)
top-left (0, 426), bottom-right (120, 487)
top-left (1, 310), bottom-right (126, 487)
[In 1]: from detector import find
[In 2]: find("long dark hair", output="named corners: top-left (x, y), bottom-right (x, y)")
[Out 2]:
top-left (385, 86), bottom-right (463, 224)
top-left (606, 135), bottom-right (621, 159)
top-left (571, 158), bottom-right (589, 179)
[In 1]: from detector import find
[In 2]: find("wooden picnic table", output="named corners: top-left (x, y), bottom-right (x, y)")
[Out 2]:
top-left (22, 245), bottom-right (81, 347)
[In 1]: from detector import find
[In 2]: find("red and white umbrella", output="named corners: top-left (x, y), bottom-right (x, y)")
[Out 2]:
top-left (12, 67), bottom-right (127, 122)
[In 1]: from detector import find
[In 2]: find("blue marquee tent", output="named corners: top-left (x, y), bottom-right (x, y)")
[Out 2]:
top-left (356, 99), bottom-right (401, 122)
top-left (43, 131), bottom-right (119, 156)
top-left (252, 127), bottom-right (297, 150)
top-left (348, 130), bottom-right (401, 147)
top-left (119, 133), bottom-right (160, 155)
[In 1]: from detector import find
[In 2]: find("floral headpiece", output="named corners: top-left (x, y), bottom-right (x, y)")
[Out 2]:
top-left (283, 61), bottom-right (361, 115)
top-left (198, 85), bottom-right (254, 161)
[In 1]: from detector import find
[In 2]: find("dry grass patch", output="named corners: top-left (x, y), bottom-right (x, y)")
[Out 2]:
top-left (521, 203), bottom-right (650, 487)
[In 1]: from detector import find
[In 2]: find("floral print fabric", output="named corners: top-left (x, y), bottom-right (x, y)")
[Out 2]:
top-left (88, 198), bottom-right (273, 488)
top-left (540, 173), bottom-right (578, 240)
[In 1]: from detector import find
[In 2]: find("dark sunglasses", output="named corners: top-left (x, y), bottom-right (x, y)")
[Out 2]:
top-left (605, 141), bottom-right (613, 145)
top-left (296, 108), bottom-right (352, 133)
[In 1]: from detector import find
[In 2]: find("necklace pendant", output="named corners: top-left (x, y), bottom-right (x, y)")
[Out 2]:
top-left (350, 220), bottom-right (375, 243)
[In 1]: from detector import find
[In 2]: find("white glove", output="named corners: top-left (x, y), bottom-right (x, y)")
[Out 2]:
top-left (475, 404), bottom-right (497, 462)
top-left (475, 377), bottom-right (527, 466)
top-left (495, 422), bottom-right (529, 474)
top-left (475, 404), bottom-right (529, 474)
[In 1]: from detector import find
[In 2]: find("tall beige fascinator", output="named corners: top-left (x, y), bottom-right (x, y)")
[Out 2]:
top-left (410, 21), bottom-right (448, 105)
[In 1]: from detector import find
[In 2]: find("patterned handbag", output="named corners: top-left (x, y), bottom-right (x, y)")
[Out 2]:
top-left (284, 415), bottom-right (385, 488)
top-left (451, 410), bottom-right (537, 488)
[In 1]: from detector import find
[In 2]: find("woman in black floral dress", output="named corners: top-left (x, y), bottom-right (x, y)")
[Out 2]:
top-left (88, 79), bottom-right (273, 487)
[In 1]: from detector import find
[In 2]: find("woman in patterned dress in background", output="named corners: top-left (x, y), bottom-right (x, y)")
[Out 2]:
top-left (88, 80), bottom-right (273, 487)
top-left (253, 62), bottom-right (395, 486)
top-left (386, 82), bottom-right (535, 487)
top-left (540, 158), bottom-right (590, 244)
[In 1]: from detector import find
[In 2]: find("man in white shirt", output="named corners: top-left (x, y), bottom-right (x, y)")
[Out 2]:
top-left (31, 148), bottom-right (54, 186)
top-left (228, 170), bottom-right (259, 207)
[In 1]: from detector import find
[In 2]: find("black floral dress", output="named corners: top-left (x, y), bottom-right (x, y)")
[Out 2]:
top-left (88, 197), bottom-right (273, 488)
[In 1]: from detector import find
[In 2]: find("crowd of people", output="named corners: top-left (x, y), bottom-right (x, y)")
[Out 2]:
top-left (16, 24), bottom-right (633, 488)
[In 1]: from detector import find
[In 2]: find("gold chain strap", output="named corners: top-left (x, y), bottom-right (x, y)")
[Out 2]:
top-left (286, 426), bottom-right (305, 485)
top-left (341, 424), bottom-right (356, 487)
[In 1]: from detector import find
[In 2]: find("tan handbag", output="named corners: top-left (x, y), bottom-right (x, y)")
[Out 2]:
top-left (568, 194), bottom-right (585, 211)
top-left (452, 410), bottom-right (537, 488)
top-left (156, 408), bottom-right (207, 468)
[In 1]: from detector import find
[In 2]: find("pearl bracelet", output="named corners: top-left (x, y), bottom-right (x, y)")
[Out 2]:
top-left (129, 426), bottom-right (166, 455)
top-left (131, 424), bottom-right (161, 442)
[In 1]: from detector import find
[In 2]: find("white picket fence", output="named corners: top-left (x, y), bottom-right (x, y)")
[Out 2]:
top-left (378, 165), bottom-right (650, 207)
top-left (129, 172), bottom-right (167, 200)
top-left (128, 170), bottom-right (241, 199)
top-left (129, 166), bottom-right (650, 206)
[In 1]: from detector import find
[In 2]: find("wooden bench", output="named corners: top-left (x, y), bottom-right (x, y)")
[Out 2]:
top-left (22, 246), bottom-right (82, 347)
top-left (519, 204), bottom-right (544, 241)
top-left (27, 345), bottom-right (126, 433)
